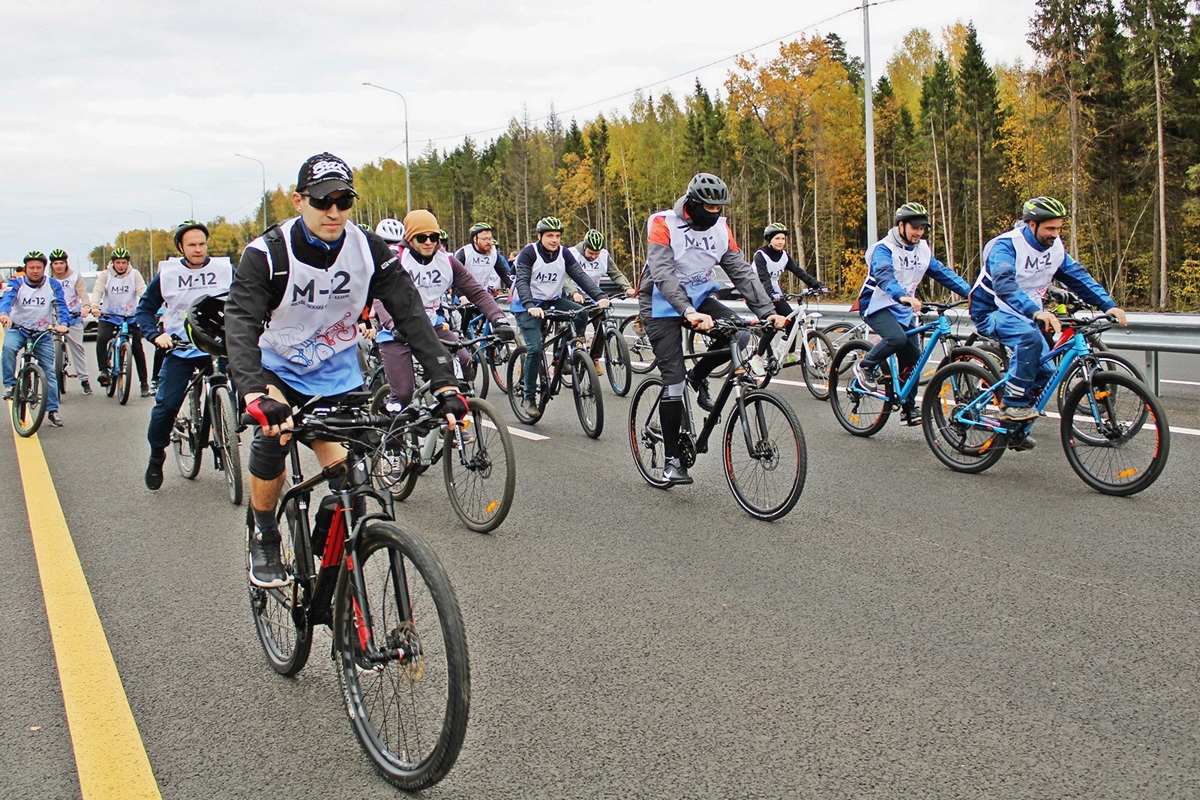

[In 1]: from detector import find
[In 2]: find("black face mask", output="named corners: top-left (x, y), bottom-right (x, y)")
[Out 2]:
top-left (685, 200), bottom-right (721, 231)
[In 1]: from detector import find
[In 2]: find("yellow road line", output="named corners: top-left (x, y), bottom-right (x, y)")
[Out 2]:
top-left (10, 415), bottom-right (161, 799)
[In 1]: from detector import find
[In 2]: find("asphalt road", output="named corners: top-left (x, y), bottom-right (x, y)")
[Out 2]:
top-left (2, 347), bottom-right (1198, 799)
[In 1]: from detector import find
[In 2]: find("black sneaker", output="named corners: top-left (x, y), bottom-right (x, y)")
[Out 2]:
top-left (2, 387), bottom-right (12, 401)
top-left (81, 380), bottom-right (93, 395)
top-left (663, 457), bottom-right (693, 486)
top-left (97, 373), bottom-right (110, 387)
top-left (248, 530), bottom-right (290, 588)
top-left (47, 411), bottom-right (64, 427)
top-left (140, 384), bottom-right (153, 398)
top-left (145, 452), bottom-right (166, 490)
top-left (1008, 435), bottom-right (1037, 452)
top-left (687, 371), bottom-right (714, 412)
top-left (520, 397), bottom-right (542, 421)
top-left (900, 406), bottom-right (920, 427)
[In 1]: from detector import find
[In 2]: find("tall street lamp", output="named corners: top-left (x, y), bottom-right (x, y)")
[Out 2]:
top-left (132, 208), bottom-right (153, 271)
top-left (170, 188), bottom-right (195, 219)
top-left (235, 153), bottom-right (268, 233)
top-left (362, 81), bottom-right (411, 214)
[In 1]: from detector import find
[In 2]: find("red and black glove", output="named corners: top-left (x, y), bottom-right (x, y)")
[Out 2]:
top-left (246, 396), bottom-right (291, 428)
top-left (434, 387), bottom-right (470, 420)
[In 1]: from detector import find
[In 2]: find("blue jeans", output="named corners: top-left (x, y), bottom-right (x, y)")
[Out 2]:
top-left (860, 308), bottom-right (920, 374)
top-left (514, 298), bottom-right (585, 401)
top-left (2, 328), bottom-right (60, 411)
top-left (147, 352), bottom-right (213, 453)
top-left (973, 311), bottom-right (1054, 407)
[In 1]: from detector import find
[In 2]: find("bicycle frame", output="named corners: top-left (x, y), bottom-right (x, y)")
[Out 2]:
top-left (857, 312), bottom-right (956, 406)
top-left (675, 321), bottom-right (769, 459)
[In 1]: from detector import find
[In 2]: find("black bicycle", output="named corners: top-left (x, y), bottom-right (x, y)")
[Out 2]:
top-left (9, 327), bottom-right (53, 437)
top-left (628, 317), bottom-right (808, 520)
top-left (580, 300), bottom-right (632, 396)
top-left (247, 396), bottom-right (469, 790)
top-left (507, 307), bottom-right (604, 437)
top-left (171, 344), bottom-right (244, 505)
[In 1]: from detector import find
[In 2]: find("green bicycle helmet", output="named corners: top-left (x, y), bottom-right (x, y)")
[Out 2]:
top-left (894, 202), bottom-right (930, 225)
top-left (173, 220), bottom-right (209, 252)
top-left (535, 216), bottom-right (564, 234)
top-left (468, 222), bottom-right (494, 239)
top-left (23, 250), bottom-right (48, 265)
top-left (48, 248), bottom-right (68, 261)
top-left (111, 247), bottom-right (131, 260)
top-left (1021, 196), bottom-right (1068, 222)
top-left (583, 229), bottom-right (605, 250)
top-left (763, 222), bottom-right (788, 241)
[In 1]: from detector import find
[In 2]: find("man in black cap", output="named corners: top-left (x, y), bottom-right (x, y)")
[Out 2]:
top-left (225, 152), bottom-right (468, 587)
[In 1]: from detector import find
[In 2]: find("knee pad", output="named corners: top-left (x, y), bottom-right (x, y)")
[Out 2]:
top-left (248, 432), bottom-right (289, 480)
top-left (661, 381), bottom-right (686, 400)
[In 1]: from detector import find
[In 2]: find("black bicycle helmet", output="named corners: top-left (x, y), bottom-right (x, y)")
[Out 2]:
top-left (1021, 196), bottom-right (1068, 222)
top-left (111, 247), bottom-right (131, 260)
top-left (184, 294), bottom-right (228, 356)
top-left (23, 250), bottom-right (48, 265)
top-left (535, 216), bottom-right (564, 234)
top-left (173, 220), bottom-right (210, 252)
top-left (894, 202), bottom-right (930, 226)
top-left (469, 222), bottom-right (494, 239)
top-left (48, 248), bottom-right (68, 261)
top-left (686, 173), bottom-right (730, 206)
top-left (763, 222), bottom-right (788, 241)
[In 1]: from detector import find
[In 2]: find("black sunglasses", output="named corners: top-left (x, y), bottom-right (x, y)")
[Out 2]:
top-left (304, 193), bottom-right (355, 211)
top-left (412, 232), bottom-right (441, 244)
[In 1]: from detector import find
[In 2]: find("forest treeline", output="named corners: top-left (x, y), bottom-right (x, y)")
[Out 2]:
top-left (95, 0), bottom-right (1200, 310)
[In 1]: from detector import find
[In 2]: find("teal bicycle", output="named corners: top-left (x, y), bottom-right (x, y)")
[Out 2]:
top-left (103, 319), bottom-right (135, 405)
top-left (9, 328), bottom-right (54, 437)
top-left (921, 313), bottom-right (1170, 496)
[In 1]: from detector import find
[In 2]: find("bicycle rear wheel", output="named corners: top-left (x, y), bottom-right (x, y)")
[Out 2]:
top-left (619, 314), bottom-right (656, 374)
top-left (571, 350), bottom-right (604, 438)
top-left (628, 377), bottom-right (671, 488)
top-left (828, 341), bottom-right (890, 436)
top-left (54, 337), bottom-right (66, 394)
top-left (213, 385), bottom-right (243, 505)
top-left (247, 506), bottom-right (312, 676)
top-left (1060, 370), bottom-right (1170, 496)
top-left (117, 341), bottom-right (133, 405)
top-left (603, 328), bottom-right (632, 396)
top-left (334, 520), bottom-right (470, 791)
top-left (442, 398), bottom-right (515, 532)
top-left (488, 338), bottom-right (514, 395)
top-left (723, 390), bottom-right (807, 520)
top-left (921, 361), bottom-right (1006, 474)
top-left (800, 329), bottom-right (834, 401)
top-left (12, 362), bottom-right (48, 437)
top-left (173, 380), bottom-right (203, 479)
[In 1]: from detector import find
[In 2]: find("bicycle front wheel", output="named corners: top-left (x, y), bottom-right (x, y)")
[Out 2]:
top-left (571, 350), bottom-right (604, 438)
top-left (603, 328), bottom-right (632, 396)
top-left (921, 361), bottom-right (1006, 474)
top-left (723, 390), bottom-right (807, 520)
top-left (54, 338), bottom-right (66, 394)
top-left (800, 329), bottom-right (834, 401)
top-left (619, 314), bottom-right (656, 374)
top-left (117, 341), bottom-right (133, 405)
top-left (369, 384), bottom-right (423, 502)
top-left (1060, 370), bottom-right (1170, 496)
top-left (465, 347), bottom-right (489, 400)
top-left (628, 377), bottom-right (670, 488)
top-left (247, 506), bottom-right (312, 676)
top-left (213, 385), bottom-right (243, 505)
top-left (105, 342), bottom-right (118, 397)
top-left (173, 380), bottom-right (203, 479)
top-left (488, 338), bottom-right (515, 395)
top-left (334, 520), bottom-right (470, 791)
top-left (442, 398), bottom-right (515, 532)
top-left (828, 340), bottom-right (890, 436)
top-left (12, 362), bottom-right (48, 437)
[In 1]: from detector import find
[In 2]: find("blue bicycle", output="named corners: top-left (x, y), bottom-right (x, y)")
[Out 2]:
top-left (103, 320), bottom-right (135, 405)
top-left (921, 313), bottom-right (1170, 496)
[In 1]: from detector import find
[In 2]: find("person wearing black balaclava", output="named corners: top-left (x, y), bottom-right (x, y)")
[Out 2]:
top-left (635, 172), bottom-right (786, 486)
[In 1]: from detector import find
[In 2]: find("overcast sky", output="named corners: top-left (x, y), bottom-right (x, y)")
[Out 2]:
top-left (1, 0), bottom-right (1040, 266)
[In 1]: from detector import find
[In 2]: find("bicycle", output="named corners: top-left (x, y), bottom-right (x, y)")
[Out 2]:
top-left (463, 306), bottom-right (517, 396)
top-left (170, 340), bottom-right (244, 505)
top-left (102, 319), bottom-right (135, 405)
top-left (369, 336), bottom-right (517, 533)
top-left (921, 313), bottom-right (1170, 496)
top-left (578, 299), bottom-right (632, 396)
top-left (628, 317), bottom-right (808, 520)
top-left (827, 301), bottom-right (1000, 436)
top-left (507, 307), bottom-right (604, 438)
top-left (246, 395), bottom-right (470, 790)
top-left (618, 313), bottom-right (657, 374)
top-left (9, 327), bottom-right (53, 437)
top-left (746, 288), bottom-right (836, 399)
top-left (53, 329), bottom-right (69, 395)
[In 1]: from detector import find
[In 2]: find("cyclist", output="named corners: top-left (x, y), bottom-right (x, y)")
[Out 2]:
top-left (970, 196), bottom-right (1127, 424)
top-left (853, 202), bottom-right (971, 425)
top-left (510, 216), bottom-right (611, 421)
top-left (373, 209), bottom-right (514, 410)
top-left (638, 173), bottom-right (785, 485)
top-left (1, 251), bottom-right (70, 426)
top-left (375, 217), bottom-right (406, 253)
top-left (454, 222), bottom-right (513, 296)
top-left (47, 248), bottom-right (95, 395)
top-left (137, 221), bottom-right (235, 490)
top-left (565, 229), bottom-right (635, 372)
top-left (224, 152), bottom-right (467, 588)
top-left (91, 247), bottom-right (151, 397)
top-left (753, 222), bottom-right (827, 362)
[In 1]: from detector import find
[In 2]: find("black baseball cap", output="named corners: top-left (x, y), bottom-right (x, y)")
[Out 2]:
top-left (296, 152), bottom-right (358, 199)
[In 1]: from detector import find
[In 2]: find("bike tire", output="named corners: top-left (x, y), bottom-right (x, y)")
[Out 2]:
top-left (442, 398), bottom-right (515, 532)
top-left (54, 337), bottom-right (66, 395)
top-left (12, 362), bottom-right (48, 438)
top-left (619, 314), bottom-right (656, 374)
top-left (333, 520), bottom-right (470, 791)
top-left (1056, 352), bottom-right (1146, 420)
top-left (466, 347), bottom-right (489, 400)
top-left (828, 340), bottom-right (890, 436)
top-left (247, 506), bottom-right (313, 676)
top-left (571, 350), bottom-right (603, 438)
top-left (628, 376), bottom-right (671, 488)
top-left (1060, 370), bottom-right (1170, 496)
top-left (603, 328), bottom-right (632, 397)
top-left (723, 390), bottom-right (807, 520)
top-left (105, 341), bottom-right (118, 397)
top-left (117, 341), bottom-right (133, 405)
top-left (920, 361), bottom-right (1006, 474)
top-left (800, 329), bottom-right (834, 401)
top-left (213, 385), bottom-right (243, 505)
top-left (505, 346), bottom-right (540, 425)
top-left (368, 384), bottom-right (423, 502)
top-left (174, 380), bottom-right (203, 479)
top-left (944, 345), bottom-right (1004, 381)
top-left (488, 338), bottom-right (514, 395)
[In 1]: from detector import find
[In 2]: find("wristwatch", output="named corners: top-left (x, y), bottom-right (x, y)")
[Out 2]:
top-left (684, 306), bottom-right (697, 316)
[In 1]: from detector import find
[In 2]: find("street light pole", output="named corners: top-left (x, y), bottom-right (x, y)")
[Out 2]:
top-left (362, 81), bottom-right (411, 214)
top-left (170, 188), bottom-right (194, 219)
top-left (235, 153), bottom-right (268, 233)
top-left (132, 208), bottom-right (153, 271)
top-left (862, 1), bottom-right (878, 245)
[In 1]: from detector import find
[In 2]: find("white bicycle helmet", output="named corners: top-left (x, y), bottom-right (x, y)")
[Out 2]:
top-left (375, 218), bottom-right (406, 243)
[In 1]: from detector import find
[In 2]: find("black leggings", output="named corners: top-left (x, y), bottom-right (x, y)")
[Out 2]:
top-left (96, 318), bottom-right (148, 385)
top-left (644, 296), bottom-right (745, 386)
